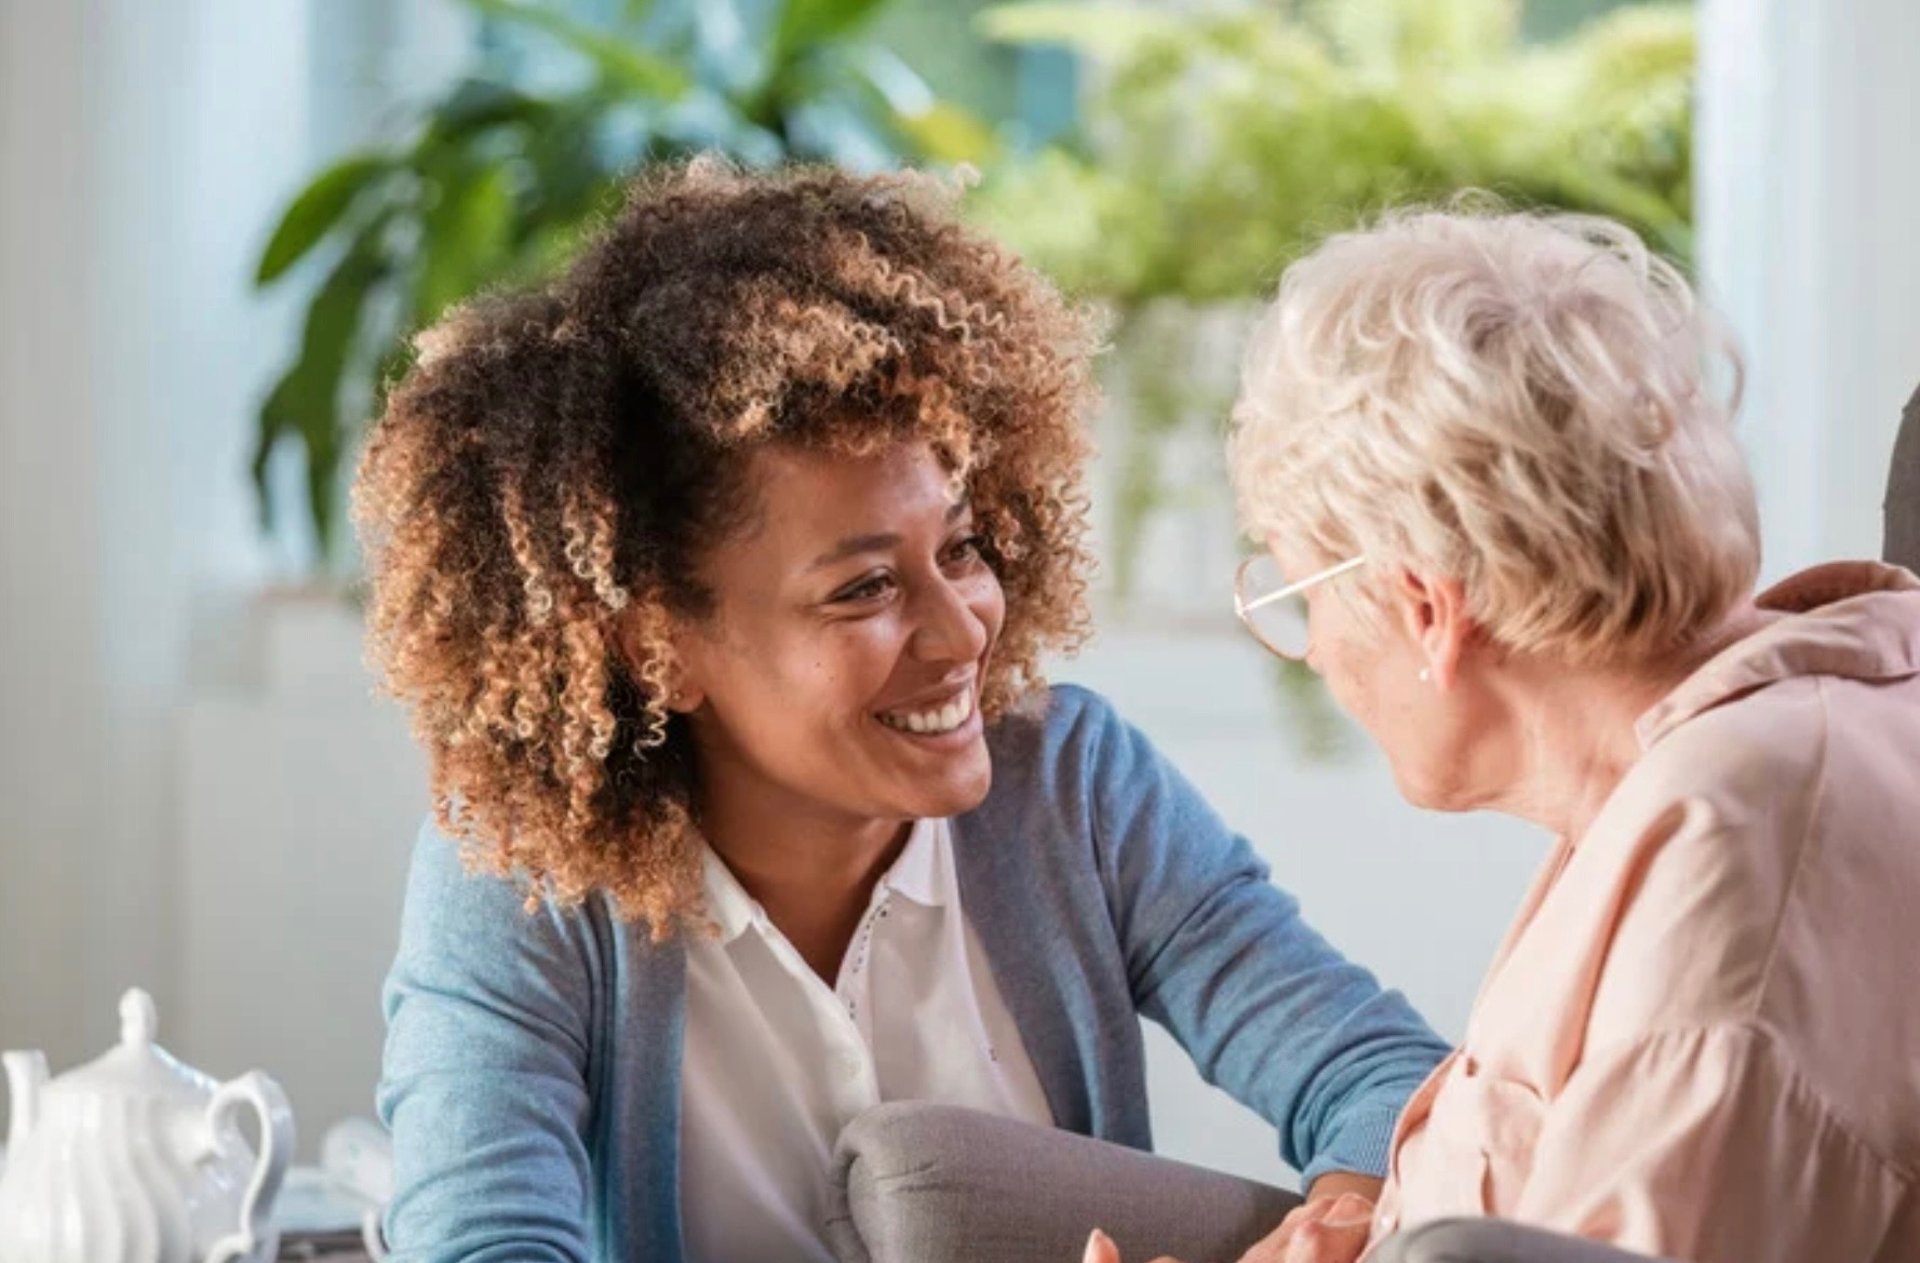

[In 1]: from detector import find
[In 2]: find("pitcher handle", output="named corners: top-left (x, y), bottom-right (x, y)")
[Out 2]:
top-left (362, 1207), bottom-right (390, 1262)
top-left (201, 1070), bottom-right (295, 1263)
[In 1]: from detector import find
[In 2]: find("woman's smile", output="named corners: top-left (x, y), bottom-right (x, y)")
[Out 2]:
top-left (874, 672), bottom-right (979, 738)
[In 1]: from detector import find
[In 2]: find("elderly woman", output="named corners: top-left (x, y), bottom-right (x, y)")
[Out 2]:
top-left (1158, 206), bottom-right (1919, 1263)
top-left (360, 161), bottom-right (1448, 1263)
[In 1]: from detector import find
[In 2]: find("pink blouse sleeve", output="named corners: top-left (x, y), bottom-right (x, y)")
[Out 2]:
top-left (1512, 1023), bottom-right (1910, 1261)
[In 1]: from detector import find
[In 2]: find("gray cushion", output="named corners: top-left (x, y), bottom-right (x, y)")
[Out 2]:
top-left (1369, 1218), bottom-right (1672, 1263)
top-left (828, 1103), bottom-right (1302, 1263)
top-left (1887, 384), bottom-right (1920, 569)
top-left (829, 1104), bottom-right (1675, 1263)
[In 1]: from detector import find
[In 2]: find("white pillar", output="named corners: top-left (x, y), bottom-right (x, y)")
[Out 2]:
top-left (1698, 0), bottom-right (1920, 577)
top-left (0, 0), bottom-right (314, 1061)
top-left (1, 0), bottom-right (478, 1073)
top-left (0, 0), bottom-right (98, 1059)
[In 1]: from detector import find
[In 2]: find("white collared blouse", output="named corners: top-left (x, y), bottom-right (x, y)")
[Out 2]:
top-left (678, 816), bottom-right (1054, 1263)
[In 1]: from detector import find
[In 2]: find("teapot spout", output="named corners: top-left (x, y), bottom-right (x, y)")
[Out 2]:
top-left (3, 1050), bottom-right (48, 1151)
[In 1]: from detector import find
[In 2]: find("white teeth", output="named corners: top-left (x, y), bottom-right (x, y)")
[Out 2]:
top-left (881, 690), bottom-right (973, 735)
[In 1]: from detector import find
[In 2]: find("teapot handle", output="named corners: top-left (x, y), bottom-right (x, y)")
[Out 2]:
top-left (201, 1071), bottom-right (295, 1263)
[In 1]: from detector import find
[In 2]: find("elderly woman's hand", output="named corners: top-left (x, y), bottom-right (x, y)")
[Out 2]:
top-left (1081, 1192), bottom-right (1373, 1263)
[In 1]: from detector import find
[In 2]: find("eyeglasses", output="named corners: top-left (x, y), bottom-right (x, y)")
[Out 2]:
top-left (1233, 553), bottom-right (1366, 660)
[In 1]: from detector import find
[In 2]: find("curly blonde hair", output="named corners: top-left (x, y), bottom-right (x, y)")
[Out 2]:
top-left (353, 159), bottom-right (1099, 934)
top-left (1230, 199), bottom-right (1759, 668)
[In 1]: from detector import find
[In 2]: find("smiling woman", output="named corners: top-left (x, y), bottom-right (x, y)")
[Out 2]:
top-left (357, 157), bottom-right (1448, 1263)
top-left (355, 158), bottom-right (1095, 933)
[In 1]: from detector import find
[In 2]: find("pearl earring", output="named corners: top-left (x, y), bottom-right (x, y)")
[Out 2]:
top-left (1418, 668), bottom-right (1432, 684)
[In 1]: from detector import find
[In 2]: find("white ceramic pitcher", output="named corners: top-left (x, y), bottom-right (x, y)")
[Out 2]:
top-left (0, 988), bottom-right (294, 1263)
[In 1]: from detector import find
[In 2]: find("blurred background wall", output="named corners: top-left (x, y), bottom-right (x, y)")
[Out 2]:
top-left (3, 0), bottom-right (1917, 1183)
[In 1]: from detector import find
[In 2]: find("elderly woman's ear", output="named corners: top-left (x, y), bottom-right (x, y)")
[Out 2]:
top-left (1389, 569), bottom-right (1473, 690)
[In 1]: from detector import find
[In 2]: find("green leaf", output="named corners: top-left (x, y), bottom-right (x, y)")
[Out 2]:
top-left (414, 162), bottom-right (517, 327)
top-left (773, 0), bottom-right (892, 62)
top-left (513, 218), bottom-right (600, 285)
top-left (424, 78), bottom-right (552, 144)
top-left (752, 7), bottom-right (916, 153)
top-left (254, 238), bottom-right (387, 556)
top-left (522, 104), bottom-right (622, 227)
top-left (460, 0), bottom-right (690, 97)
top-left (249, 395), bottom-right (292, 534)
top-left (255, 155), bottom-right (391, 285)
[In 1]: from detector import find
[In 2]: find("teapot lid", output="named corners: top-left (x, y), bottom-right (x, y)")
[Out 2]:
top-left (52, 989), bottom-right (218, 1104)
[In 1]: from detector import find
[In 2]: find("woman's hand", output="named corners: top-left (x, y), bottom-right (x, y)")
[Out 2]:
top-left (1080, 1228), bottom-right (1144, 1263)
top-left (1230, 1193), bottom-right (1374, 1263)
top-left (1081, 1191), bottom-right (1374, 1263)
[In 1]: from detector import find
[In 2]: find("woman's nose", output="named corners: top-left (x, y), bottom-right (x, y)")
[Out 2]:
top-left (911, 577), bottom-right (991, 663)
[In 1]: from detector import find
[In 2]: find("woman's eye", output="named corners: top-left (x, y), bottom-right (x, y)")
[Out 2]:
top-left (833, 573), bottom-right (896, 603)
top-left (945, 534), bottom-right (987, 566)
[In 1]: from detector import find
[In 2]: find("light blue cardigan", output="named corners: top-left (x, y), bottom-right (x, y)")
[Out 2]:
top-left (378, 685), bottom-right (1447, 1262)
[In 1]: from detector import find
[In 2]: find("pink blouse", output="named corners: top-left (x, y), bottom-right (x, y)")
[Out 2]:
top-left (1369, 562), bottom-right (1920, 1262)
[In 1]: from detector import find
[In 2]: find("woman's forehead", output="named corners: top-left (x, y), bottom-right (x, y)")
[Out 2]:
top-left (721, 440), bottom-right (963, 565)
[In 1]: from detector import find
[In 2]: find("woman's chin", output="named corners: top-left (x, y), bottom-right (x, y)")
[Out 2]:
top-left (882, 742), bottom-right (994, 820)
top-left (1390, 762), bottom-right (1476, 814)
top-left (914, 755), bottom-right (994, 819)
top-left (868, 710), bottom-right (992, 805)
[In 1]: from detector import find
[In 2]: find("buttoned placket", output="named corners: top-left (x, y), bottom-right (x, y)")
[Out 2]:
top-left (744, 881), bottom-right (898, 1120)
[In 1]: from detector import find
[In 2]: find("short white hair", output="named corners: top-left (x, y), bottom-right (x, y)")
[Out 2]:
top-left (1229, 200), bottom-right (1760, 667)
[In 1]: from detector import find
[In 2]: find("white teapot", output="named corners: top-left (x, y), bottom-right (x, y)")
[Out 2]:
top-left (0, 988), bottom-right (294, 1263)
